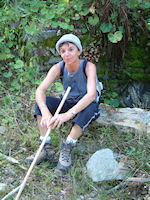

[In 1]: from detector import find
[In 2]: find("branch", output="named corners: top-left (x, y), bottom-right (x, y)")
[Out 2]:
top-left (0, 152), bottom-right (27, 170)
top-left (107, 177), bottom-right (150, 194)
top-left (1, 184), bottom-right (28, 200)
top-left (126, 177), bottom-right (150, 183)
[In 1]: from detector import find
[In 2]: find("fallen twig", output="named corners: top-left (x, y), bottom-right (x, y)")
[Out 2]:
top-left (107, 181), bottom-right (127, 194)
top-left (0, 152), bottom-right (27, 170)
top-left (1, 184), bottom-right (28, 200)
top-left (126, 177), bottom-right (150, 183)
top-left (108, 177), bottom-right (150, 194)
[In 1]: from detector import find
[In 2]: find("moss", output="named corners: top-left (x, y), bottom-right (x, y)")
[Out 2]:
top-left (131, 73), bottom-right (145, 80)
top-left (131, 68), bottom-right (145, 73)
top-left (124, 35), bottom-right (150, 69)
top-left (144, 74), bottom-right (150, 81)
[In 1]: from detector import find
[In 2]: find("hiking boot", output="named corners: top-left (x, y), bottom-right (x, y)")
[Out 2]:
top-left (25, 141), bottom-right (54, 165)
top-left (57, 141), bottom-right (74, 172)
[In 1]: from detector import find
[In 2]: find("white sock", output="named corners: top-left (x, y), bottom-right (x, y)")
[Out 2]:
top-left (40, 136), bottom-right (51, 143)
top-left (66, 135), bottom-right (77, 144)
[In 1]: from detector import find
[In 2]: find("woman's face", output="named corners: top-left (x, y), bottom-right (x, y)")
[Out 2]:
top-left (59, 42), bottom-right (80, 64)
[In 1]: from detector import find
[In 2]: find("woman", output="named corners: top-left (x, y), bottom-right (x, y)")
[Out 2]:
top-left (25, 34), bottom-right (100, 172)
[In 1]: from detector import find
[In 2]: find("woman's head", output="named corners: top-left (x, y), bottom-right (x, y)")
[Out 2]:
top-left (56, 34), bottom-right (82, 54)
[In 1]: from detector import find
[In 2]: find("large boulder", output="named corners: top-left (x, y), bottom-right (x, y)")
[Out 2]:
top-left (86, 148), bottom-right (129, 182)
top-left (96, 103), bottom-right (150, 134)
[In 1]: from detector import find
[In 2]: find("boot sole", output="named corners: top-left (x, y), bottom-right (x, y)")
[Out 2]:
top-left (25, 153), bottom-right (54, 165)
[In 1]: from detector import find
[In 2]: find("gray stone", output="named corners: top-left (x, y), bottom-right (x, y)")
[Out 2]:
top-left (96, 104), bottom-right (150, 134)
top-left (120, 81), bottom-right (150, 109)
top-left (0, 183), bottom-right (7, 192)
top-left (0, 126), bottom-right (7, 134)
top-left (86, 148), bottom-right (129, 182)
top-left (42, 30), bottom-right (57, 39)
top-left (45, 57), bottom-right (61, 65)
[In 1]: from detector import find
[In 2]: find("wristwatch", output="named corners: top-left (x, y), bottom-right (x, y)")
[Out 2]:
top-left (40, 102), bottom-right (47, 108)
top-left (71, 109), bottom-right (76, 117)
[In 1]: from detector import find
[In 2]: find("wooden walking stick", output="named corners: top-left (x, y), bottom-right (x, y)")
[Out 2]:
top-left (15, 86), bottom-right (71, 200)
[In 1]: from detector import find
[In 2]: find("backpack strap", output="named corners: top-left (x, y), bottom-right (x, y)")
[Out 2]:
top-left (82, 59), bottom-right (88, 77)
top-left (82, 59), bottom-right (102, 104)
top-left (60, 61), bottom-right (65, 77)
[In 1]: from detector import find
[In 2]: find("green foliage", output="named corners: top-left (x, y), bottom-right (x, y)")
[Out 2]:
top-left (55, 81), bottom-right (63, 91)
top-left (88, 14), bottom-right (99, 26)
top-left (104, 91), bottom-right (120, 107)
top-left (123, 35), bottom-right (150, 80)
top-left (0, 0), bottom-right (149, 85)
top-left (108, 31), bottom-right (123, 43)
top-left (100, 23), bottom-right (113, 33)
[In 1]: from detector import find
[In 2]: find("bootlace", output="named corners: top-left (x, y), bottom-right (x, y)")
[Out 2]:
top-left (61, 143), bottom-right (72, 163)
top-left (44, 143), bottom-right (52, 154)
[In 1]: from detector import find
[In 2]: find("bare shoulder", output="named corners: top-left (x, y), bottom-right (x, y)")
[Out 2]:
top-left (85, 61), bottom-right (96, 75)
top-left (47, 62), bottom-right (61, 76)
top-left (49, 62), bottom-right (60, 71)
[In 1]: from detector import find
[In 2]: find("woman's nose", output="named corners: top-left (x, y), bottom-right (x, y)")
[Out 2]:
top-left (65, 51), bottom-right (69, 56)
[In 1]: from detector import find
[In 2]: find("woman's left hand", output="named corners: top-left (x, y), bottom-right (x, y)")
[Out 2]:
top-left (48, 111), bottom-right (73, 129)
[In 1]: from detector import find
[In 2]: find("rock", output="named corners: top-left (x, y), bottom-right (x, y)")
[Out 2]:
top-left (44, 57), bottom-right (61, 66)
top-left (86, 148), bottom-right (129, 182)
top-left (0, 126), bottom-right (7, 134)
top-left (42, 30), bottom-right (57, 39)
top-left (96, 104), bottom-right (150, 134)
top-left (0, 183), bottom-right (7, 192)
top-left (120, 81), bottom-right (150, 109)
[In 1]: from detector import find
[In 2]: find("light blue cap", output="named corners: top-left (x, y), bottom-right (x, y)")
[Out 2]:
top-left (56, 34), bottom-right (82, 54)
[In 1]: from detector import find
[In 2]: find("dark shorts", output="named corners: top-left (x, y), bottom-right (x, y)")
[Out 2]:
top-left (34, 96), bottom-right (100, 132)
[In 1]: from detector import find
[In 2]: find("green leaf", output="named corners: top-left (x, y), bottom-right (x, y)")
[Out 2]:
top-left (140, 2), bottom-right (150, 9)
top-left (59, 22), bottom-right (69, 29)
top-left (3, 72), bottom-right (13, 78)
top-left (80, 8), bottom-right (89, 16)
top-left (110, 13), bottom-right (118, 23)
top-left (118, 26), bottom-right (124, 32)
top-left (100, 23), bottom-right (112, 33)
top-left (64, 17), bottom-right (70, 23)
top-left (7, 41), bottom-right (14, 48)
top-left (114, 31), bottom-right (123, 41)
top-left (51, 21), bottom-right (59, 28)
top-left (147, 20), bottom-right (150, 30)
top-left (88, 15), bottom-right (99, 26)
top-left (72, 13), bottom-right (80, 20)
top-left (14, 60), bottom-right (24, 69)
top-left (55, 82), bottom-right (63, 91)
top-left (3, 96), bottom-right (10, 105)
top-left (108, 31), bottom-right (123, 43)
top-left (104, 99), bottom-right (111, 105)
top-left (46, 12), bottom-right (55, 20)
top-left (112, 92), bottom-right (118, 98)
top-left (11, 80), bottom-right (21, 90)
top-left (68, 25), bottom-right (74, 31)
top-left (5, 27), bottom-right (9, 38)
top-left (41, 8), bottom-right (48, 16)
top-left (25, 24), bottom-right (36, 35)
top-left (73, 1), bottom-right (83, 11)
top-left (0, 37), bottom-right (5, 42)
top-left (81, 28), bottom-right (87, 34)
top-left (108, 33), bottom-right (117, 43)
top-left (104, 98), bottom-right (119, 107)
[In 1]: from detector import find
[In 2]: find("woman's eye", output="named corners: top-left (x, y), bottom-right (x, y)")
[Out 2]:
top-left (61, 50), bottom-right (65, 54)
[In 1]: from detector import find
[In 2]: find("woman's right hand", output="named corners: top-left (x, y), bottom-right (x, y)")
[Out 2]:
top-left (40, 114), bottom-right (52, 128)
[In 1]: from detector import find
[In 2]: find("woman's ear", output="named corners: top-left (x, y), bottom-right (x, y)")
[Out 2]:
top-left (78, 50), bottom-right (81, 56)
